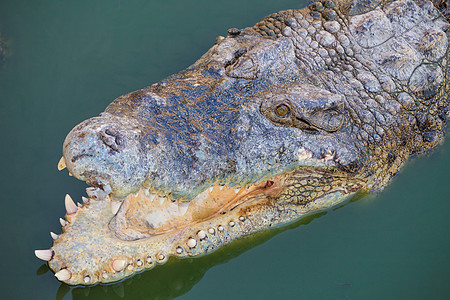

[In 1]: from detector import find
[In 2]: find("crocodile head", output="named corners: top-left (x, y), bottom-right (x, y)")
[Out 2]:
top-left (36, 0), bottom-right (449, 285)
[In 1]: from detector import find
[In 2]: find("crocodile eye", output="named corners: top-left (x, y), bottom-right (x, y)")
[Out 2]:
top-left (275, 104), bottom-right (290, 117)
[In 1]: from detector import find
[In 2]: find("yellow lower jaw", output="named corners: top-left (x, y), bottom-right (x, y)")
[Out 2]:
top-left (45, 182), bottom-right (358, 285)
top-left (47, 193), bottom-right (270, 285)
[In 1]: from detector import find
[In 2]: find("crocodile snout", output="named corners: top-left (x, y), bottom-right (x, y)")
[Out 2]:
top-left (63, 114), bottom-right (151, 199)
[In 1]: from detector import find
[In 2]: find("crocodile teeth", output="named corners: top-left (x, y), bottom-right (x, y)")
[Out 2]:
top-left (55, 269), bottom-right (71, 281)
top-left (111, 201), bottom-right (121, 215)
top-left (65, 194), bottom-right (78, 215)
top-left (35, 249), bottom-right (53, 261)
top-left (50, 232), bottom-right (59, 240)
top-left (57, 156), bottom-right (66, 171)
top-left (82, 196), bottom-right (90, 204)
top-left (148, 194), bottom-right (156, 202)
top-left (60, 218), bottom-right (68, 226)
top-left (178, 201), bottom-right (189, 215)
top-left (323, 150), bottom-right (335, 160)
top-left (112, 259), bottom-right (126, 272)
top-left (102, 184), bottom-right (112, 194)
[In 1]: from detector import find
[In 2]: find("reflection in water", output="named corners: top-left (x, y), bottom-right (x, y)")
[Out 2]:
top-left (36, 264), bottom-right (50, 276)
top-left (56, 284), bottom-right (71, 300)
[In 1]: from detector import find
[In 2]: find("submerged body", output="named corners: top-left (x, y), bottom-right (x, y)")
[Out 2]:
top-left (35, 0), bottom-right (449, 285)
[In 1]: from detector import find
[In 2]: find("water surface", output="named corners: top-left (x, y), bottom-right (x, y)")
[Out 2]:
top-left (0, 0), bottom-right (449, 299)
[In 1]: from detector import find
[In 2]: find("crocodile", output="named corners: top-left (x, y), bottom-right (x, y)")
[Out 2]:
top-left (35, 0), bottom-right (449, 285)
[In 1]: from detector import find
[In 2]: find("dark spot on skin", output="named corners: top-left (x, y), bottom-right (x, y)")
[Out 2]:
top-left (415, 112), bottom-right (428, 130)
top-left (226, 158), bottom-right (237, 172)
top-left (387, 152), bottom-right (395, 165)
top-left (71, 153), bottom-right (93, 163)
top-left (338, 159), bottom-right (363, 174)
top-left (224, 48), bottom-right (247, 68)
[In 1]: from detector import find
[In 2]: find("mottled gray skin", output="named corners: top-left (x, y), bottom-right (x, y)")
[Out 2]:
top-left (44, 0), bottom-right (449, 285)
top-left (65, 0), bottom-right (448, 199)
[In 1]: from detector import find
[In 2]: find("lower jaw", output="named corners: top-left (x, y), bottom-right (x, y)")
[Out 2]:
top-left (48, 187), bottom-right (357, 285)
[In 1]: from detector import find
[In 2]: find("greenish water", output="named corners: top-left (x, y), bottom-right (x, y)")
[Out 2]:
top-left (0, 0), bottom-right (449, 299)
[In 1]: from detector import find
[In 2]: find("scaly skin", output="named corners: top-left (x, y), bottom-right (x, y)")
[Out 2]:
top-left (35, 0), bottom-right (449, 285)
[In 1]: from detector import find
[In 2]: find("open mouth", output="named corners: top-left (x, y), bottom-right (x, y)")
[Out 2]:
top-left (35, 152), bottom-right (363, 286)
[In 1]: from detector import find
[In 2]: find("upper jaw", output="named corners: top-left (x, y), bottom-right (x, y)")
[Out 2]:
top-left (63, 124), bottom-right (360, 202)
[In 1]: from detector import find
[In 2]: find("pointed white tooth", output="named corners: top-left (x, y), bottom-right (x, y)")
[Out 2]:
top-left (144, 189), bottom-right (150, 196)
top-left (178, 201), bottom-right (189, 215)
top-left (58, 156), bottom-right (66, 171)
top-left (35, 249), bottom-right (53, 261)
top-left (86, 187), bottom-right (107, 200)
top-left (148, 194), bottom-right (156, 202)
top-left (60, 218), bottom-right (67, 226)
top-left (50, 232), bottom-right (59, 240)
top-left (159, 197), bottom-right (165, 205)
top-left (234, 188), bottom-right (240, 194)
top-left (82, 196), bottom-right (90, 204)
top-left (77, 202), bottom-right (82, 208)
top-left (65, 194), bottom-right (78, 215)
top-left (209, 186), bottom-right (214, 193)
top-left (102, 184), bottom-right (112, 194)
top-left (112, 259), bottom-right (126, 272)
top-left (111, 201), bottom-right (121, 215)
top-left (68, 172), bottom-right (73, 177)
top-left (219, 185), bottom-right (224, 191)
top-left (55, 269), bottom-right (71, 281)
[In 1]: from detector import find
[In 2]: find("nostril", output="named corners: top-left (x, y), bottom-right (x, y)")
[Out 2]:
top-left (100, 129), bottom-right (124, 153)
top-left (115, 135), bottom-right (123, 146)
